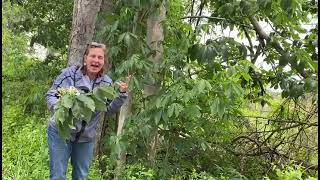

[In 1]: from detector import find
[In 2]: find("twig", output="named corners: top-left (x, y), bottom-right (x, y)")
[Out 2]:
top-left (181, 15), bottom-right (253, 29)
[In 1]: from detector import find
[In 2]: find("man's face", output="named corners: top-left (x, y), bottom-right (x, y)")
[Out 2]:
top-left (84, 48), bottom-right (105, 75)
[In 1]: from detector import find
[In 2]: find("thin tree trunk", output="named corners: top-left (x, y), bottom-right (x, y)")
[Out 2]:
top-left (94, 113), bottom-right (105, 156)
top-left (145, 2), bottom-right (166, 164)
top-left (114, 92), bottom-right (132, 180)
top-left (117, 93), bottom-right (132, 135)
top-left (113, 9), bottom-right (141, 179)
top-left (67, 0), bottom-right (102, 66)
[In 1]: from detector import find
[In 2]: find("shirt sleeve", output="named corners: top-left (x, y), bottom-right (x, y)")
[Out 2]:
top-left (102, 76), bottom-right (128, 114)
top-left (45, 69), bottom-right (71, 111)
top-left (106, 92), bottom-right (128, 114)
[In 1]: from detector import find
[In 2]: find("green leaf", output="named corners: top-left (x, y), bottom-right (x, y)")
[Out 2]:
top-left (57, 121), bottom-right (71, 140)
top-left (76, 95), bottom-right (95, 112)
top-left (81, 106), bottom-right (93, 122)
top-left (71, 100), bottom-right (82, 119)
top-left (279, 53), bottom-right (290, 67)
top-left (218, 3), bottom-right (234, 17)
top-left (188, 44), bottom-right (202, 61)
top-left (210, 97), bottom-right (225, 117)
top-left (72, 99), bottom-right (93, 121)
top-left (60, 95), bottom-right (74, 109)
top-left (133, 76), bottom-right (141, 90)
top-left (118, 32), bottom-right (126, 44)
top-left (184, 105), bottom-right (201, 119)
top-left (168, 104), bottom-right (175, 118)
top-left (54, 107), bottom-right (66, 123)
top-left (174, 103), bottom-right (183, 117)
top-left (91, 95), bottom-right (107, 111)
top-left (111, 21), bottom-right (119, 32)
top-left (167, 103), bottom-right (183, 118)
top-left (280, 0), bottom-right (293, 11)
top-left (241, 72), bottom-right (252, 82)
top-left (201, 45), bottom-right (217, 62)
top-left (162, 111), bottom-right (169, 123)
top-left (200, 142), bottom-right (207, 151)
top-left (93, 85), bottom-right (116, 101)
top-left (155, 97), bottom-right (162, 108)
top-left (237, 44), bottom-right (247, 59)
top-left (258, 0), bottom-right (272, 9)
top-left (118, 32), bottom-right (136, 47)
top-left (197, 79), bottom-right (212, 93)
top-left (154, 110), bottom-right (162, 125)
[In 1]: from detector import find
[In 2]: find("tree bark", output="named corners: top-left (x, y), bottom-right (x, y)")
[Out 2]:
top-left (248, 16), bottom-right (286, 55)
top-left (94, 113), bottom-right (105, 156)
top-left (67, 0), bottom-right (102, 66)
top-left (114, 92), bottom-right (132, 180)
top-left (145, 2), bottom-right (166, 164)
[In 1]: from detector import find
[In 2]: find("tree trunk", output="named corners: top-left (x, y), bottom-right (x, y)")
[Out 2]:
top-left (145, 2), bottom-right (166, 164)
top-left (114, 92), bottom-right (132, 180)
top-left (117, 93), bottom-right (132, 136)
top-left (67, 0), bottom-right (102, 66)
top-left (94, 113), bottom-right (107, 156)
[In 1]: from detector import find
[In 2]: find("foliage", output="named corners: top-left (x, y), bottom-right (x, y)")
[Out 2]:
top-left (9, 0), bottom-right (73, 52)
top-left (2, 107), bottom-right (50, 179)
top-left (101, 0), bottom-right (317, 178)
top-left (264, 164), bottom-right (318, 180)
top-left (53, 85), bottom-right (116, 140)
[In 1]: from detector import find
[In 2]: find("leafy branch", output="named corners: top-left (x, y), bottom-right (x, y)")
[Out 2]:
top-left (53, 85), bottom-right (116, 140)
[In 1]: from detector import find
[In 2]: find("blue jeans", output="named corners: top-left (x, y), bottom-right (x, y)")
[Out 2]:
top-left (47, 125), bottom-right (94, 180)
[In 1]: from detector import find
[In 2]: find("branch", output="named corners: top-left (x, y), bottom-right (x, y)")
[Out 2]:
top-left (242, 27), bottom-right (254, 60)
top-left (182, 15), bottom-right (226, 21)
top-left (248, 16), bottom-right (286, 55)
top-left (195, 1), bottom-right (205, 29)
top-left (242, 122), bottom-right (318, 134)
top-left (239, 115), bottom-right (317, 125)
top-left (229, 136), bottom-right (318, 170)
top-left (181, 16), bottom-right (253, 29)
top-left (252, 44), bottom-right (262, 64)
top-left (248, 16), bottom-right (308, 78)
top-left (189, 0), bottom-right (195, 24)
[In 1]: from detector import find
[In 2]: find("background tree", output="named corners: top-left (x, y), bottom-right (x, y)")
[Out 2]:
top-left (67, 0), bottom-right (102, 65)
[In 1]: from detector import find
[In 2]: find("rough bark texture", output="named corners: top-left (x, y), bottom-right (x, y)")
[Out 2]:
top-left (100, 0), bottom-right (114, 12)
top-left (67, 0), bottom-right (102, 66)
top-left (145, 2), bottom-right (166, 163)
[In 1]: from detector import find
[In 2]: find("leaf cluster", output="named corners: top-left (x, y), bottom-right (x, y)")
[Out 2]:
top-left (53, 85), bottom-right (116, 140)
